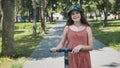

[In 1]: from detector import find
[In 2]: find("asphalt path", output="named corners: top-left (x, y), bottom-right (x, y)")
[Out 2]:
top-left (23, 20), bottom-right (120, 68)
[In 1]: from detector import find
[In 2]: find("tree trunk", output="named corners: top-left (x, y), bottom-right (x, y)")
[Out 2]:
top-left (40, 0), bottom-right (47, 34)
top-left (32, 0), bottom-right (37, 36)
top-left (80, 0), bottom-right (83, 7)
top-left (114, 0), bottom-right (119, 19)
top-left (28, 9), bottom-right (32, 22)
top-left (1, 0), bottom-right (15, 57)
top-left (103, 0), bottom-right (108, 27)
top-left (50, 0), bottom-right (53, 22)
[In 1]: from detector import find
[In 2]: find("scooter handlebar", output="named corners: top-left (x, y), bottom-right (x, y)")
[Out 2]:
top-left (56, 48), bottom-right (73, 52)
top-left (50, 48), bottom-right (73, 52)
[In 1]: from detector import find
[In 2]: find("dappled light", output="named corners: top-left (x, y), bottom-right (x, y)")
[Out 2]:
top-left (91, 20), bottom-right (120, 51)
top-left (13, 33), bottom-right (45, 58)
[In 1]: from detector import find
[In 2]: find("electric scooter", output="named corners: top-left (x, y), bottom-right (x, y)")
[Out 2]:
top-left (50, 48), bottom-right (73, 68)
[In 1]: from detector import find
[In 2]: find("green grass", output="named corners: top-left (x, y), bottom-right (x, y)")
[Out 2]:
top-left (90, 20), bottom-right (120, 51)
top-left (0, 22), bottom-right (52, 68)
top-left (0, 57), bottom-right (26, 68)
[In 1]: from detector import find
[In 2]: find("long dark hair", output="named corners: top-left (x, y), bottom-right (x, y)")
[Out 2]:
top-left (66, 11), bottom-right (90, 26)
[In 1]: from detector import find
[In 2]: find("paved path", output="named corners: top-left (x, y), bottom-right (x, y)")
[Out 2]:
top-left (23, 20), bottom-right (120, 68)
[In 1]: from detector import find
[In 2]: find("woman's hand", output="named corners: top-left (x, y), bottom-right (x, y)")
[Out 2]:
top-left (50, 47), bottom-right (58, 53)
top-left (72, 45), bottom-right (83, 53)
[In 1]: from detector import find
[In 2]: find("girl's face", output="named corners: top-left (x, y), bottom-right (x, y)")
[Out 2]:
top-left (71, 10), bottom-right (81, 22)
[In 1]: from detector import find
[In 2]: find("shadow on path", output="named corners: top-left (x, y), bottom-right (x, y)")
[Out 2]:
top-left (30, 22), bottom-right (65, 60)
top-left (102, 62), bottom-right (120, 67)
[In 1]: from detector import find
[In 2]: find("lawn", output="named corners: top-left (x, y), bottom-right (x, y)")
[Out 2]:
top-left (90, 20), bottom-right (120, 51)
top-left (0, 22), bottom-right (52, 68)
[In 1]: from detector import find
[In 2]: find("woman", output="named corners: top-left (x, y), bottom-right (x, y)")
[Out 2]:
top-left (50, 5), bottom-right (93, 68)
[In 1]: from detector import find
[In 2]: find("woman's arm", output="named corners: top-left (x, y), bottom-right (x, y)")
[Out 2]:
top-left (50, 26), bottom-right (68, 52)
top-left (83, 26), bottom-right (93, 51)
top-left (56, 26), bottom-right (68, 48)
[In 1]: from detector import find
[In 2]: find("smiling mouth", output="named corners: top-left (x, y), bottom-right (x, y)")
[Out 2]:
top-left (73, 17), bottom-right (79, 19)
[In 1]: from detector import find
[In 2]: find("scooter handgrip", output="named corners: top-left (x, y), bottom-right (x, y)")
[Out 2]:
top-left (56, 48), bottom-right (73, 52)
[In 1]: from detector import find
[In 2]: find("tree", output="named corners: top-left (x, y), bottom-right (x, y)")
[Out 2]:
top-left (40, 0), bottom-right (47, 34)
top-left (80, 0), bottom-right (83, 7)
top-left (103, 0), bottom-right (108, 27)
top-left (32, 0), bottom-right (37, 36)
top-left (49, 0), bottom-right (53, 22)
top-left (114, 0), bottom-right (120, 14)
top-left (1, 0), bottom-right (15, 57)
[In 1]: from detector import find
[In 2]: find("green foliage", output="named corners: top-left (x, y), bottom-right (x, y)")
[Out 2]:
top-left (0, 22), bottom-right (51, 68)
top-left (13, 22), bottom-right (48, 58)
top-left (14, 0), bottom-right (120, 22)
top-left (91, 20), bottom-right (120, 51)
top-left (14, 22), bottom-right (43, 33)
top-left (16, 0), bottom-right (32, 15)
top-left (13, 33), bottom-right (45, 58)
top-left (11, 63), bottom-right (22, 68)
top-left (14, 23), bottom-right (32, 29)
top-left (0, 57), bottom-right (27, 68)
